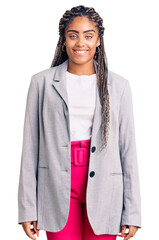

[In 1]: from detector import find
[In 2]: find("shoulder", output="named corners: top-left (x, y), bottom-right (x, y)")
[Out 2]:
top-left (108, 70), bottom-right (128, 87)
top-left (108, 70), bottom-right (131, 97)
top-left (31, 66), bottom-right (58, 83)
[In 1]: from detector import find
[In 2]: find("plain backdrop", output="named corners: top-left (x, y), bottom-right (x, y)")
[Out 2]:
top-left (0, 0), bottom-right (158, 239)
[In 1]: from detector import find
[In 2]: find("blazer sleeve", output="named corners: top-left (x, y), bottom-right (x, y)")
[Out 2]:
top-left (18, 75), bottom-right (39, 224)
top-left (119, 80), bottom-right (142, 229)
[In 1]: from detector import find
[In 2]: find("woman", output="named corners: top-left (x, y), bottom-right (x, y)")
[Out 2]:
top-left (18, 5), bottom-right (142, 240)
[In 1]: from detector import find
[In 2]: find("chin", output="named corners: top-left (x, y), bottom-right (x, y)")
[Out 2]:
top-left (69, 56), bottom-right (93, 65)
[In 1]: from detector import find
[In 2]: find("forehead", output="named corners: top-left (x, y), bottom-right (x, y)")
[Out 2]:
top-left (66, 16), bottom-right (97, 32)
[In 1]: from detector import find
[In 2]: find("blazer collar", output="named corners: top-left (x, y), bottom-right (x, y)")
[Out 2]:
top-left (52, 59), bottom-right (110, 141)
top-left (53, 58), bottom-right (110, 84)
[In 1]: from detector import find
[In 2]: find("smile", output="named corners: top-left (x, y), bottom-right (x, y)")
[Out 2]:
top-left (73, 50), bottom-right (89, 55)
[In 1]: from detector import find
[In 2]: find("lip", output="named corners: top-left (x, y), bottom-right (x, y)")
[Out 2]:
top-left (73, 49), bottom-right (89, 56)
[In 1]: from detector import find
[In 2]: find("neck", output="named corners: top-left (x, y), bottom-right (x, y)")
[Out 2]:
top-left (67, 59), bottom-right (96, 76)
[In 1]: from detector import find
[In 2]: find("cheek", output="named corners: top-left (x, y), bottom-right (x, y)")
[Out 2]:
top-left (66, 43), bottom-right (73, 50)
top-left (65, 40), bottom-right (74, 49)
top-left (89, 46), bottom-right (96, 55)
top-left (89, 42), bottom-right (97, 51)
top-left (65, 46), bottom-right (74, 56)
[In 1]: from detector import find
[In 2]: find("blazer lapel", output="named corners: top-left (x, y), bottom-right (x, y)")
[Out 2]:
top-left (52, 60), bottom-right (69, 107)
top-left (52, 59), bottom-right (111, 141)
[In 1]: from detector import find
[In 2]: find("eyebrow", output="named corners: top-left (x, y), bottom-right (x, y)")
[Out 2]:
top-left (67, 30), bottom-right (95, 33)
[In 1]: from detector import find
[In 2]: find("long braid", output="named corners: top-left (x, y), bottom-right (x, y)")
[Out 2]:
top-left (50, 5), bottom-right (110, 151)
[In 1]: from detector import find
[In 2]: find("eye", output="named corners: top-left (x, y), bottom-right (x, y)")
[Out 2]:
top-left (69, 35), bottom-right (77, 39)
top-left (86, 36), bottom-right (93, 39)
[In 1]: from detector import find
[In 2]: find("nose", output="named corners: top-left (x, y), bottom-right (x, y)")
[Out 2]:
top-left (75, 36), bottom-right (86, 47)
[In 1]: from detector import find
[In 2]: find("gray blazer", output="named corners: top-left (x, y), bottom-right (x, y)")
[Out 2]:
top-left (18, 59), bottom-right (142, 235)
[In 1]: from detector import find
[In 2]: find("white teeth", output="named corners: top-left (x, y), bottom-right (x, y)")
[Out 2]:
top-left (75, 51), bottom-right (86, 53)
top-left (74, 50), bottom-right (88, 55)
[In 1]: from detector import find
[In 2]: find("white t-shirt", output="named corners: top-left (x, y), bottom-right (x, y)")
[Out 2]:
top-left (66, 70), bottom-right (97, 141)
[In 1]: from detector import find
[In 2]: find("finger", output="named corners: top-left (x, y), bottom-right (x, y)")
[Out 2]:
top-left (22, 222), bottom-right (31, 233)
top-left (30, 228), bottom-right (37, 235)
top-left (36, 228), bottom-right (40, 237)
top-left (26, 230), bottom-right (36, 240)
top-left (121, 231), bottom-right (125, 238)
top-left (124, 231), bottom-right (133, 240)
top-left (116, 234), bottom-right (123, 237)
top-left (134, 227), bottom-right (138, 234)
top-left (121, 226), bottom-right (126, 237)
top-left (36, 229), bottom-right (39, 237)
top-left (33, 221), bottom-right (39, 237)
top-left (131, 227), bottom-right (137, 237)
top-left (127, 226), bottom-right (137, 238)
top-left (25, 225), bottom-right (37, 240)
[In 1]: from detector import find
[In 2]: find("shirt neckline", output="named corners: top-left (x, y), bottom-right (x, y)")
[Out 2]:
top-left (66, 71), bottom-right (97, 79)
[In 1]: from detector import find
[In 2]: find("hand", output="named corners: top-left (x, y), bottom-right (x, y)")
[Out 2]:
top-left (22, 221), bottom-right (39, 240)
top-left (117, 225), bottom-right (138, 239)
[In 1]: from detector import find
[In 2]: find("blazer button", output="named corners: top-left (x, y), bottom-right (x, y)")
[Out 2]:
top-left (90, 171), bottom-right (95, 177)
top-left (91, 146), bottom-right (96, 153)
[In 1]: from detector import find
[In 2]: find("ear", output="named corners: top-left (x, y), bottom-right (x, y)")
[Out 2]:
top-left (96, 38), bottom-right (100, 47)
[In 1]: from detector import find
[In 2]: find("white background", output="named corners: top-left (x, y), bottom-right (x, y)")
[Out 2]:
top-left (0, 0), bottom-right (158, 239)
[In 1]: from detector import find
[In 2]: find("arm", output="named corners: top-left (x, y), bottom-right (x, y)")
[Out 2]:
top-left (119, 80), bottom-right (142, 229)
top-left (18, 75), bottom-right (39, 224)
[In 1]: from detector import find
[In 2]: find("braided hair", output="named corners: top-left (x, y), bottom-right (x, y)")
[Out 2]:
top-left (50, 5), bottom-right (110, 151)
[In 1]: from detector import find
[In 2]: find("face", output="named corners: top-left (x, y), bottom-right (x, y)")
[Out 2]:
top-left (64, 16), bottom-right (100, 65)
